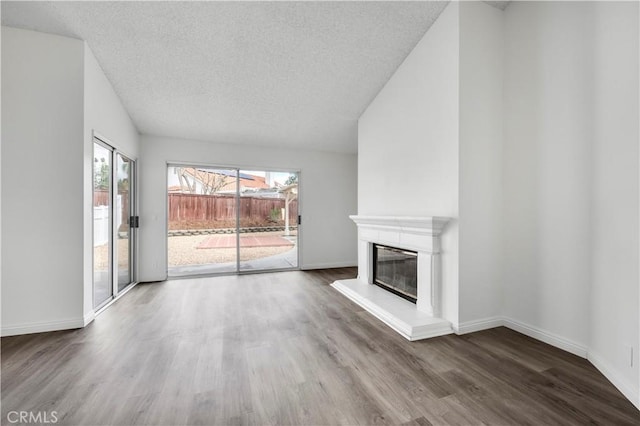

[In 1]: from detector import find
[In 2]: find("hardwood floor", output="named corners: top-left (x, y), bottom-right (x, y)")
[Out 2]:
top-left (2, 268), bottom-right (638, 425)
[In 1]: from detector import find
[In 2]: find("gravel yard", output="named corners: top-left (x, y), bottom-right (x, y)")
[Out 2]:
top-left (94, 231), bottom-right (297, 269)
top-left (94, 240), bottom-right (129, 271)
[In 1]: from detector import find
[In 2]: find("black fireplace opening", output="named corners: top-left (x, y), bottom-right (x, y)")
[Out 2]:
top-left (373, 244), bottom-right (418, 303)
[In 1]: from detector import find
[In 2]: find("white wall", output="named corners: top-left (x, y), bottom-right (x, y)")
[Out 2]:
top-left (589, 0), bottom-right (639, 405)
top-left (358, 2), bottom-right (460, 326)
top-left (458, 1), bottom-right (504, 326)
top-left (83, 45), bottom-right (139, 320)
top-left (1, 27), bottom-right (85, 334)
top-left (1, 27), bottom-right (139, 335)
top-left (138, 134), bottom-right (357, 282)
top-left (503, 0), bottom-right (592, 351)
top-left (358, 0), bottom-right (638, 407)
top-left (504, 0), bottom-right (639, 405)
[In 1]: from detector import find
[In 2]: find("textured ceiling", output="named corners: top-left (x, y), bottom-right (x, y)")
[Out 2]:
top-left (2, 1), bottom-right (453, 153)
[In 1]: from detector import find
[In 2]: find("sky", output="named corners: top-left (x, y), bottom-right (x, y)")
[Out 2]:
top-left (166, 166), bottom-right (296, 190)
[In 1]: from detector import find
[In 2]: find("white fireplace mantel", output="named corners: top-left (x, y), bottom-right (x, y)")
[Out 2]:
top-left (349, 215), bottom-right (449, 254)
top-left (349, 215), bottom-right (450, 236)
top-left (331, 215), bottom-right (452, 341)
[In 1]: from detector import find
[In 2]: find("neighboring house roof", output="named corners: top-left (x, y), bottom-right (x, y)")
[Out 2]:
top-left (176, 167), bottom-right (270, 193)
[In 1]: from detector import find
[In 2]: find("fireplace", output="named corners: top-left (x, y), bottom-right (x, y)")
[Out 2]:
top-left (331, 215), bottom-right (451, 340)
top-left (373, 245), bottom-right (418, 303)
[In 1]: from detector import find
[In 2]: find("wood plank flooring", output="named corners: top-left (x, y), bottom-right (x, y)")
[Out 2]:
top-left (2, 268), bottom-right (638, 425)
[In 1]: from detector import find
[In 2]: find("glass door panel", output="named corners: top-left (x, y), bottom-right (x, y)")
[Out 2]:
top-left (93, 142), bottom-right (112, 308)
top-left (167, 166), bottom-right (239, 277)
top-left (116, 153), bottom-right (133, 292)
top-left (239, 170), bottom-right (299, 272)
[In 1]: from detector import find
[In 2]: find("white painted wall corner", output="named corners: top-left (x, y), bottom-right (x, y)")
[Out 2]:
top-left (454, 316), bottom-right (504, 334)
top-left (456, 316), bottom-right (589, 358)
top-left (588, 350), bottom-right (640, 410)
top-left (83, 311), bottom-right (95, 327)
top-left (502, 317), bottom-right (588, 358)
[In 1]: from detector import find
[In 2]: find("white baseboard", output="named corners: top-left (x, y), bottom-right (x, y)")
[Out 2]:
top-left (502, 317), bottom-right (588, 358)
top-left (1, 317), bottom-right (85, 337)
top-left (301, 261), bottom-right (357, 270)
top-left (455, 316), bottom-right (588, 358)
top-left (455, 316), bottom-right (504, 334)
top-left (83, 311), bottom-right (95, 326)
top-left (588, 350), bottom-right (640, 410)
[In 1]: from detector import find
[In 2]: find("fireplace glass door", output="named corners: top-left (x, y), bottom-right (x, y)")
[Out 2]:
top-left (373, 244), bottom-right (418, 303)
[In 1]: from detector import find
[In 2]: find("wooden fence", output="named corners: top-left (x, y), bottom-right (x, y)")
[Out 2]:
top-left (168, 193), bottom-right (298, 224)
top-left (94, 189), bottom-right (129, 230)
top-left (94, 191), bottom-right (298, 228)
top-left (93, 189), bottom-right (110, 206)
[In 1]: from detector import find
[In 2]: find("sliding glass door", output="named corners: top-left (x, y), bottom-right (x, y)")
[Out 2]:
top-left (167, 165), bottom-right (299, 277)
top-left (238, 170), bottom-right (298, 272)
top-left (93, 138), bottom-right (136, 309)
top-left (93, 142), bottom-right (113, 307)
top-left (116, 153), bottom-right (135, 292)
top-left (167, 166), bottom-right (239, 275)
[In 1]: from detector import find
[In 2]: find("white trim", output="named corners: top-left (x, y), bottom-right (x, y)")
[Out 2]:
top-left (455, 316), bottom-right (504, 334)
top-left (456, 316), bottom-right (588, 357)
top-left (166, 160), bottom-right (301, 176)
top-left (349, 215), bottom-right (450, 237)
top-left (409, 326), bottom-right (454, 341)
top-left (1, 318), bottom-right (85, 337)
top-left (93, 130), bottom-right (137, 161)
top-left (301, 261), bottom-right (357, 270)
top-left (502, 317), bottom-right (588, 358)
top-left (83, 311), bottom-right (95, 326)
top-left (95, 281), bottom-right (139, 317)
top-left (588, 350), bottom-right (640, 410)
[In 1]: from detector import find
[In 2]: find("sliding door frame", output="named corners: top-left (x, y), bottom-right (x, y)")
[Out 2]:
top-left (115, 151), bottom-right (137, 291)
top-left (93, 133), bottom-right (138, 312)
top-left (166, 161), bottom-right (302, 279)
top-left (93, 138), bottom-right (114, 310)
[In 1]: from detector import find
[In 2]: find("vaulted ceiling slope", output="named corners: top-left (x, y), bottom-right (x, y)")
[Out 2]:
top-left (2, 1), bottom-right (453, 153)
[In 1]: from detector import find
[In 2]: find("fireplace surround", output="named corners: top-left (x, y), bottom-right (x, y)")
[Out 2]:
top-left (331, 215), bottom-right (451, 340)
